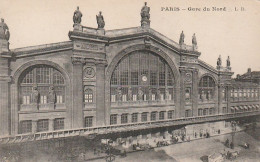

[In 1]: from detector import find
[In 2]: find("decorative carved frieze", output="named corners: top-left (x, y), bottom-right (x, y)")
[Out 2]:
top-left (71, 56), bottom-right (107, 66)
top-left (181, 56), bottom-right (198, 63)
top-left (71, 57), bottom-right (85, 65)
top-left (74, 42), bottom-right (105, 52)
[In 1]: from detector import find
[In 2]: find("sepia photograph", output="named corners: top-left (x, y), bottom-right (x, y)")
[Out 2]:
top-left (0, 0), bottom-right (259, 161)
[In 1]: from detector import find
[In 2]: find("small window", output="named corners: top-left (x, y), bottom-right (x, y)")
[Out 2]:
top-left (40, 95), bottom-right (47, 104)
top-left (168, 94), bottom-right (172, 100)
top-left (23, 96), bottom-right (30, 104)
top-left (19, 120), bottom-right (32, 134)
top-left (54, 118), bottom-right (64, 130)
top-left (203, 109), bottom-right (207, 116)
top-left (110, 114), bottom-right (117, 125)
top-left (84, 88), bottom-right (93, 103)
top-left (85, 116), bottom-right (93, 127)
top-left (122, 94), bottom-right (127, 102)
top-left (151, 94), bottom-right (155, 101)
top-left (121, 114), bottom-right (128, 124)
top-left (111, 95), bottom-right (116, 102)
top-left (56, 95), bottom-right (63, 104)
top-left (198, 109), bottom-right (203, 116)
top-left (159, 111), bottom-right (165, 120)
top-left (132, 113), bottom-right (138, 123)
top-left (167, 110), bottom-right (174, 119)
top-left (151, 112), bottom-right (157, 121)
top-left (133, 94), bottom-right (137, 101)
top-left (141, 112), bottom-right (148, 122)
top-left (37, 119), bottom-right (49, 132)
top-left (185, 110), bottom-right (191, 117)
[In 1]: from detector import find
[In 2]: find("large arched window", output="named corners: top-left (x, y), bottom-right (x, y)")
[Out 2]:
top-left (110, 51), bottom-right (174, 103)
top-left (19, 65), bottom-right (65, 105)
top-left (198, 76), bottom-right (215, 101)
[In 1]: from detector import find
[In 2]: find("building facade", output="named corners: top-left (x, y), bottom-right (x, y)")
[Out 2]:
top-left (0, 4), bottom-right (259, 139)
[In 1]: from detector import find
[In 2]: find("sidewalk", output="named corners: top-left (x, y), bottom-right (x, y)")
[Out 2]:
top-left (84, 126), bottom-right (246, 161)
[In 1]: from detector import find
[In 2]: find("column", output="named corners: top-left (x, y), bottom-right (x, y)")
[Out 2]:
top-left (0, 81), bottom-right (10, 136)
top-left (217, 84), bottom-right (223, 114)
top-left (117, 114), bottom-right (121, 125)
top-left (72, 57), bottom-right (84, 128)
top-left (192, 69), bottom-right (199, 116)
top-left (179, 68), bottom-right (186, 118)
top-left (227, 85), bottom-right (231, 113)
top-left (49, 118), bottom-right (55, 131)
top-left (96, 63), bottom-right (106, 126)
top-left (0, 58), bottom-right (11, 136)
top-left (32, 120), bottom-right (37, 133)
top-left (128, 113), bottom-right (132, 123)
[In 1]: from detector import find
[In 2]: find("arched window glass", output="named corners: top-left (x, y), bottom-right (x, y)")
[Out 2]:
top-left (110, 51), bottom-right (174, 103)
top-left (84, 88), bottom-right (93, 103)
top-left (19, 65), bottom-right (65, 105)
top-left (198, 76), bottom-right (215, 101)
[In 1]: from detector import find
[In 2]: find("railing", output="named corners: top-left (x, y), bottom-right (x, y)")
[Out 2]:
top-left (0, 110), bottom-right (259, 145)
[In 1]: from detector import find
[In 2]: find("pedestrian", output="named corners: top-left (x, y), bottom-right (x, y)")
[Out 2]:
top-left (230, 142), bottom-right (234, 149)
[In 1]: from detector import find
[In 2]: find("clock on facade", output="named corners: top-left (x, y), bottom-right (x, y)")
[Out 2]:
top-left (142, 75), bottom-right (148, 82)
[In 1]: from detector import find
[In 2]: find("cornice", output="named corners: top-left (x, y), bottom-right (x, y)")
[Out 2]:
top-left (12, 41), bottom-right (73, 58)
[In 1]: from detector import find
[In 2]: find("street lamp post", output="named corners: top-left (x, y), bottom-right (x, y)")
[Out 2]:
top-left (105, 139), bottom-right (115, 162)
top-left (231, 121), bottom-right (237, 149)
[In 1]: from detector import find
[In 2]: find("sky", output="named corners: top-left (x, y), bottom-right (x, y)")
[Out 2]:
top-left (0, 0), bottom-right (260, 76)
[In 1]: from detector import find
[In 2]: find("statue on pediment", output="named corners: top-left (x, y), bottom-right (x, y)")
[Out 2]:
top-left (96, 11), bottom-right (105, 29)
top-left (73, 6), bottom-right (83, 25)
top-left (179, 31), bottom-right (185, 45)
top-left (192, 33), bottom-right (197, 46)
top-left (0, 18), bottom-right (10, 41)
top-left (217, 55), bottom-right (222, 66)
top-left (226, 56), bottom-right (230, 67)
top-left (141, 2), bottom-right (150, 20)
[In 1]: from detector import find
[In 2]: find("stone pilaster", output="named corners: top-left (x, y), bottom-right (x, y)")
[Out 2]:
top-left (49, 118), bottom-right (55, 131)
top-left (71, 57), bottom-right (84, 128)
top-left (96, 63), bottom-right (106, 126)
top-left (227, 85), bottom-right (231, 113)
top-left (0, 57), bottom-right (11, 137)
top-left (32, 120), bottom-right (37, 133)
top-left (192, 69), bottom-right (199, 116)
top-left (218, 84), bottom-right (223, 114)
top-left (179, 68), bottom-right (186, 118)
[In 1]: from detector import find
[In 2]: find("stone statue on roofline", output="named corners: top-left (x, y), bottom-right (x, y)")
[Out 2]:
top-left (96, 11), bottom-right (105, 29)
top-left (217, 55), bottom-right (222, 67)
top-left (73, 6), bottom-right (83, 26)
top-left (140, 2), bottom-right (150, 27)
top-left (192, 33), bottom-right (197, 46)
top-left (226, 56), bottom-right (230, 67)
top-left (179, 31), bottom-right (185, 45)
top-left (0, 18), bottom-right (10, 41)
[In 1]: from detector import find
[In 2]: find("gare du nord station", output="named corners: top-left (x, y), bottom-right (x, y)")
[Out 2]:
top-left (0, 3), bottom-right (259, 147)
